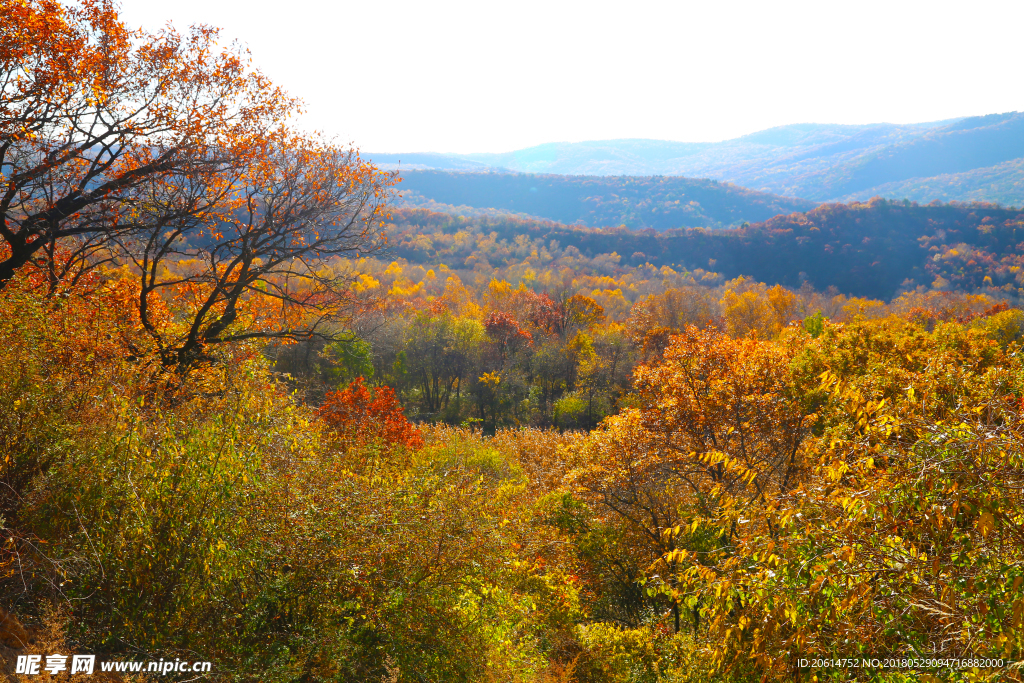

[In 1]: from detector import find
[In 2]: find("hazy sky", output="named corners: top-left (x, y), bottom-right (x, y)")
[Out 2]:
top-left (118, 0), bottom-right (1024, 154)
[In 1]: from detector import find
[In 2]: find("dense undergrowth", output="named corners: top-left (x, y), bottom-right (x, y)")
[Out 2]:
top-left (3, 271), bottom-right (1024, 682)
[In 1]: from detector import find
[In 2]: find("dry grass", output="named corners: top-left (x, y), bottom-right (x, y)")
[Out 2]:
top-left (422, 424), bottom-right (580, 491)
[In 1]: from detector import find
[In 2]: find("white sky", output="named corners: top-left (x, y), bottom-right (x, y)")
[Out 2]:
top-left (118, 0), bottom-right (1024, 154)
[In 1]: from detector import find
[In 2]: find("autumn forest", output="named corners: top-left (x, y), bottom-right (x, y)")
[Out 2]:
top-left (3, 2), bottom-right (1024, 683)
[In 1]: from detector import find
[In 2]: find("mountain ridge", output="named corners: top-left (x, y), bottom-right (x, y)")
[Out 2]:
top-left (393, 171), bottom-right (817, 230)
top-left (370, 113), bottom-right (1024, 206)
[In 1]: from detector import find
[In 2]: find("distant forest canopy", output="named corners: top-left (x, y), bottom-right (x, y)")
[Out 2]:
top-left (848, 156), bottom-right (1024, 207)
top-left (372, 111), bottom-right (1024, 206)
top-left (387, 198), bottom-right (1024, 301)
top-left (394, 171), bottom-right (816, 229)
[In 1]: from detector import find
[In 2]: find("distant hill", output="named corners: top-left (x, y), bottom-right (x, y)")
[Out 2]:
top-left (841, 157), bottom-right (1024, 206)
top-left (387, 198), bottom-right (1024, 300)
top-left (366, 152), bottom-right (502, 173)
top-left (392, 171), bottom-right (816, 230)
top-left (370, 112), bottom-right (1024, 206)
top-left (805, 113), bottom-right (1024, 202)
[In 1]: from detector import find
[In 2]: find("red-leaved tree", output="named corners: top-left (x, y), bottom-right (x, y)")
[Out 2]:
top-left (319, 378), bottom-right (423, 450)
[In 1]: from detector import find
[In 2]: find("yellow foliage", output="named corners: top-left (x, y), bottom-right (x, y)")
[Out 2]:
top-left (354, 272), bottom-right (381, 292)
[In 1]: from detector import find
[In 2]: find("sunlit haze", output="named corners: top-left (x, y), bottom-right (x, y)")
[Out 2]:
top-left (118, 0), bottom-right (1024, 154)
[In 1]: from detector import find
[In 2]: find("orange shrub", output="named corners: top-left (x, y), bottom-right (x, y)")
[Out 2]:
top-left (319, 377), bottom-right (423, 449)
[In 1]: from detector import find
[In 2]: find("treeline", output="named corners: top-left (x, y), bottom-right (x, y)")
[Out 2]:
top-left (274, 247), bottom-right (1015, 432)
top-left (396, 170), bottom-right (816, 229)
top-left (387, 198), bottom-right (1024, 299)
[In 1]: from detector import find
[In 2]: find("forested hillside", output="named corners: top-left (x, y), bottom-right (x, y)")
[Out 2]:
top-left (387, 198), bottom-right (1024, 300)
top-left (844, 156), bottom-right (1024, 206)
top-left (395, 171), bottom-right (815, 229)
top-left (808, 112), bottom-right (1024, 201)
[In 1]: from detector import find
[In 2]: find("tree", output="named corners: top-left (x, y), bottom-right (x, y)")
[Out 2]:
top-left (121, 135), bottom-right (395, 366)
top-left (402, 311), bottom-right (484, 416)
top-left (626, 286), bottom-right (722, 362)
top-left (1, 0), bottom-right (293, 289)
top-left (627, 286), bottom-right (720, 339)
top-left (484, 310), bottom-right (532, 365)
top-left (589, 326), bottom-right (808, 508)
top-left (566, 326), bottom-right (810, 632)
top-left (532, 291), bottom-right (606, 340)
top-left (320, 377), bottom-right (423, 451)
top-left (720, 279), bottom-right (798, 338)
